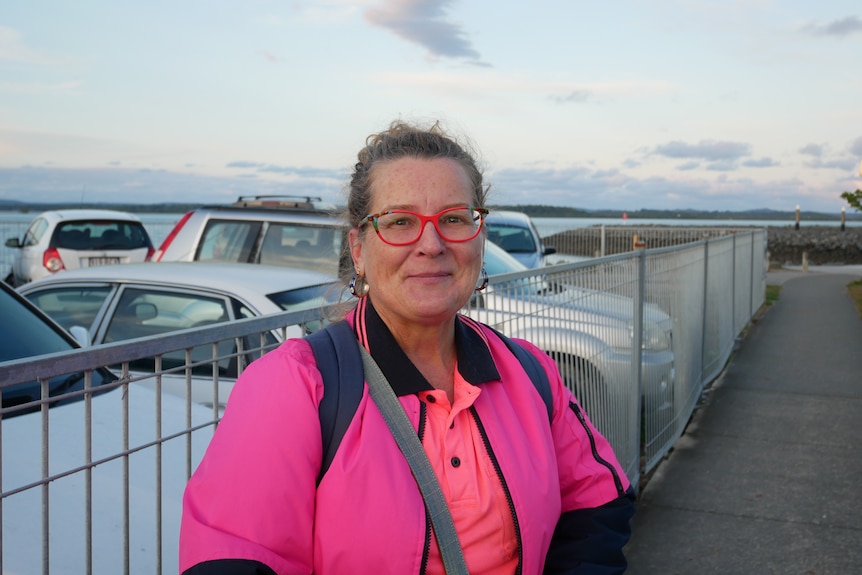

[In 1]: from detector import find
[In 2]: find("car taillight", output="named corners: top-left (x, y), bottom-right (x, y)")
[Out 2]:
top-left (145, 247), bottom-right (155, 261)
top-left (152, 211), bottom-right (193, 261)
top-left (43, 248), bottom-right (65, 273)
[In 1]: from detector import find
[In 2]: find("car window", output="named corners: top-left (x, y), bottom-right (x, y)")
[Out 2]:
top-left (196, 220), bottom-right (261, 263)
top-left (486, 223), bottom-right (536, 253)
top-left (22, 218), bottom-right (48, 247)
top-left (53, 220), bottom-right (152, 250)
top-left (0, 283), bottom-right (114, 416)
top-left (258, 224), bottom-right (342, 276)
top-left (23, 286), bottom-right (113, 332)
top-left (103, 287), bottom-right (236, 378)
top-left (266, 282), bottom-right (341, 312)
top-left (105, 288), bottom-right (231, 341)
top-left (0, 287), bottom-right (78, 362)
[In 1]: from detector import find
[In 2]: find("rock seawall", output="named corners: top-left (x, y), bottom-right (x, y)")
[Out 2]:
top-left (766, 226), bottom-right (862, 265)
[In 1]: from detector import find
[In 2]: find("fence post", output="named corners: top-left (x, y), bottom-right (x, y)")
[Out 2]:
top-left (700, 240), bottom-right (710, 390)
top-left (600, 224), bottom-right (606, 257)
top-left (732, 234), bottom-right (737, 334)
top-left (749, 231), bottom-right (755, 320)
top-left (633, 247), bottom-right (646, 479)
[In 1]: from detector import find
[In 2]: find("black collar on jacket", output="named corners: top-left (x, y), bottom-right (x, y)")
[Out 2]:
top-left (360, 296), bottom-right (502, 397)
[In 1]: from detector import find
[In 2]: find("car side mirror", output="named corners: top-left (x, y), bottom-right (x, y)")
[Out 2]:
top-left (68, 325), bottom-right (91, 347)
top-left (5, 238), bottom-right (21, 248)
top-left (542, 245), bottom-right (557, 256)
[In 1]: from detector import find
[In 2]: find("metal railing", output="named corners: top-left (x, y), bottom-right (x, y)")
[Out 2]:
top-left (0, 228), bottom-right (767, 574)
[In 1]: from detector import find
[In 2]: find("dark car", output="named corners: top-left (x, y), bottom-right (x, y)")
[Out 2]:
top-left (0, 280), bottom-right (115, 416)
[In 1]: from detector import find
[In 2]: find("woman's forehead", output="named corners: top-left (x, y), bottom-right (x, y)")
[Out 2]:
top-left (369, 158), bottom-right (473, 209)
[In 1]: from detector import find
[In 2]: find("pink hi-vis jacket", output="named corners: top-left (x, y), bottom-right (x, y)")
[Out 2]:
top-left (180, 298), bottom-right (635, 575)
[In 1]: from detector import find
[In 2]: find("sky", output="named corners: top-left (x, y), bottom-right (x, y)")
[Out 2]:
top-left (1, 0), bottom-right (861, 214)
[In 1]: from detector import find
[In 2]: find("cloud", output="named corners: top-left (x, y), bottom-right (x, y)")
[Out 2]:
top-left (364, 0), bottom-right (484, 63)
top-left (0, 80), bottom-right (83, 96)
top-left (226, 161), bottom-right (345, 180)
top-left (1, 160), bottom-right (852, 214)
top-left (799, 143), bottom-right (825, 157)
top-left (742, 157), bottom-right (780, 168)
top-left (806, 157), bottom-right (859, 171)
top-left (653, 140), bottom-right (751, 161)
top-left (804, 16), bottom-right (862, 37)
top-left (0, 26), bottom-right (64, 66)
top-left (0, 166), bottom-right (347, 206)
top-left (849, 137), bottom-right (862, 157)
top-left (554, 90), bottom-right (593, 104)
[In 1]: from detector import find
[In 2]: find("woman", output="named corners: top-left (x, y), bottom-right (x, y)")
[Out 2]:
top-left (180, 121), bottom-right (636, 574)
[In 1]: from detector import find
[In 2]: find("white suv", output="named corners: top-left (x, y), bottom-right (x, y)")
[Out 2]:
top-left (484, 210), bottom-right (557, 268)
top-left (4, 209), bottom-right (154, 286)
top-left (152, 195), bottom-right (347, 276)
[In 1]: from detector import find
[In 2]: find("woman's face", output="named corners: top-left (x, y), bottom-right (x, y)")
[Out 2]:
top-left (349, 157), bottom-right (485, 330)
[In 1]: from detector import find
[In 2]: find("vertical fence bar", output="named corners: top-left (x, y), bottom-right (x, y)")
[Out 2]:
top-left (700, 241), bottom-right (710, 394)
top-left (85, 370), bottom-right (94, 574)
top-left (40, 377), bottom-right (49, 575)
top-left (155, 356), bottom-right (164, 575)
top-left (633, 249), bottom-right (646, 487)
top-left (122, 365), bottom-right (131, 575)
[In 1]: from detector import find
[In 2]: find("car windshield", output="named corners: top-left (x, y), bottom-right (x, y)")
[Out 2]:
top-left (486, 223), bottom-right (537, 253)
top-left (0, 283), bottom-right (114, 416)
top-left (0, 287), bottom-right (77, 361)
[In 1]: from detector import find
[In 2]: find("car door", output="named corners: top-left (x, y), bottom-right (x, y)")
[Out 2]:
top-left (14, 217), bottom-right (49, 284)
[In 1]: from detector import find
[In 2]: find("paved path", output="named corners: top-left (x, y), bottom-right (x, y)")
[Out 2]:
top-left (623, 268), bottom-right (862, 574)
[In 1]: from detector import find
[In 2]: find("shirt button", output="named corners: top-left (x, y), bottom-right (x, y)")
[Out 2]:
top-left (451, 457), bottom-right (461, 468)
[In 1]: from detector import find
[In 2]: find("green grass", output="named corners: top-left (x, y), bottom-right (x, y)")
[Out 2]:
top-left (765, 284), bottom-right (781, 305)
top-left (849, 279), bottom-right (862, 319)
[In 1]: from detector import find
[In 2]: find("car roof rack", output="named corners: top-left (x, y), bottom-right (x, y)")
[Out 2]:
top-left (209, 195), bottom-right (338, 214)
top-left (232, 195), bottom-right (325, 209)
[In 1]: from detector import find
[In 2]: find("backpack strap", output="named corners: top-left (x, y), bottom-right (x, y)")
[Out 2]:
top-left (486, 326), bottom-right (554, 423)
top-left (306, 321), bottom-right (554, 485)
top-left (306, 320), bottom-right (364, 485)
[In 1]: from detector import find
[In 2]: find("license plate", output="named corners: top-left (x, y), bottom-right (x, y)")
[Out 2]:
top-left (88, 257), bottom-right (120, 267)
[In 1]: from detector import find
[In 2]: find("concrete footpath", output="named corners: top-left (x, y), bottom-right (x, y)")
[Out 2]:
top-left (623, 266), bottom-right (862, 574)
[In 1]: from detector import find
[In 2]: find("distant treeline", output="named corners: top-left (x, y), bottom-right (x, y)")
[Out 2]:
top-left (1, 200), bottom-right (859, 221)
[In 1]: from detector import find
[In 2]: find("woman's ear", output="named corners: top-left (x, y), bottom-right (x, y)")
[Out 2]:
top-left (348, 227), bottom-right (364, 272)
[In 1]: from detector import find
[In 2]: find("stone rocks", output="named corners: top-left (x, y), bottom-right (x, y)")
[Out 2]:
top-left (766, 226), bottom-right (862, 265)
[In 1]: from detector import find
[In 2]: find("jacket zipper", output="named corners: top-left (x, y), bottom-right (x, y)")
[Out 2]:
top-left (469, 406), bottom-right (524, 575)
top-left (569, 400), bottom-right (625, 496)
top-left (417, 400), bottom-right (432, 575)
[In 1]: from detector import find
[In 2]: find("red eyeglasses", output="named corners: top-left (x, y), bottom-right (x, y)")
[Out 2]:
top-left (363, 206), bottom-right (489, 246)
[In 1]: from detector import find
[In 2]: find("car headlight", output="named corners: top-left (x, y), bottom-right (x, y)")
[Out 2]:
top-left (630, 321), bottom-right (672, 352)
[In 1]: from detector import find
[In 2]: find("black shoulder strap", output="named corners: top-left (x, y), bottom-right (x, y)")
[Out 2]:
top-left (486, 326), bottom-right (554, 423)
top-left (306, 320), bottom-right (364, 485)
top-left (306, 321), bottom-right (554, 484)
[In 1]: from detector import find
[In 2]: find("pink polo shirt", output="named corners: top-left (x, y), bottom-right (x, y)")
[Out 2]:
top-left (419, 367), bottom-right (519, 575)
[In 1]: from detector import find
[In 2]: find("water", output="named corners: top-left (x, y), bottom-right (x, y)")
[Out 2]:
top-left (2, 211), bottom-right (860, 280)
top-left (532, 216), bottom-right (862, 236)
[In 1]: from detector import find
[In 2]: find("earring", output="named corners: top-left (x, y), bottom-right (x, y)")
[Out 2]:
top-left (350, 273), bottom-right (370, 298)
top-left (475, 267), bottom-right (488, 292)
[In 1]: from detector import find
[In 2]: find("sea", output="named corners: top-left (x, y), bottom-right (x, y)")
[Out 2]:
top-left (1, 211), bottom-right (860, 250)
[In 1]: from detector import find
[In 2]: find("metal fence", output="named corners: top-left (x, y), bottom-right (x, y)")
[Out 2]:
top-left (0, 228), bottom-right (767, 574)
